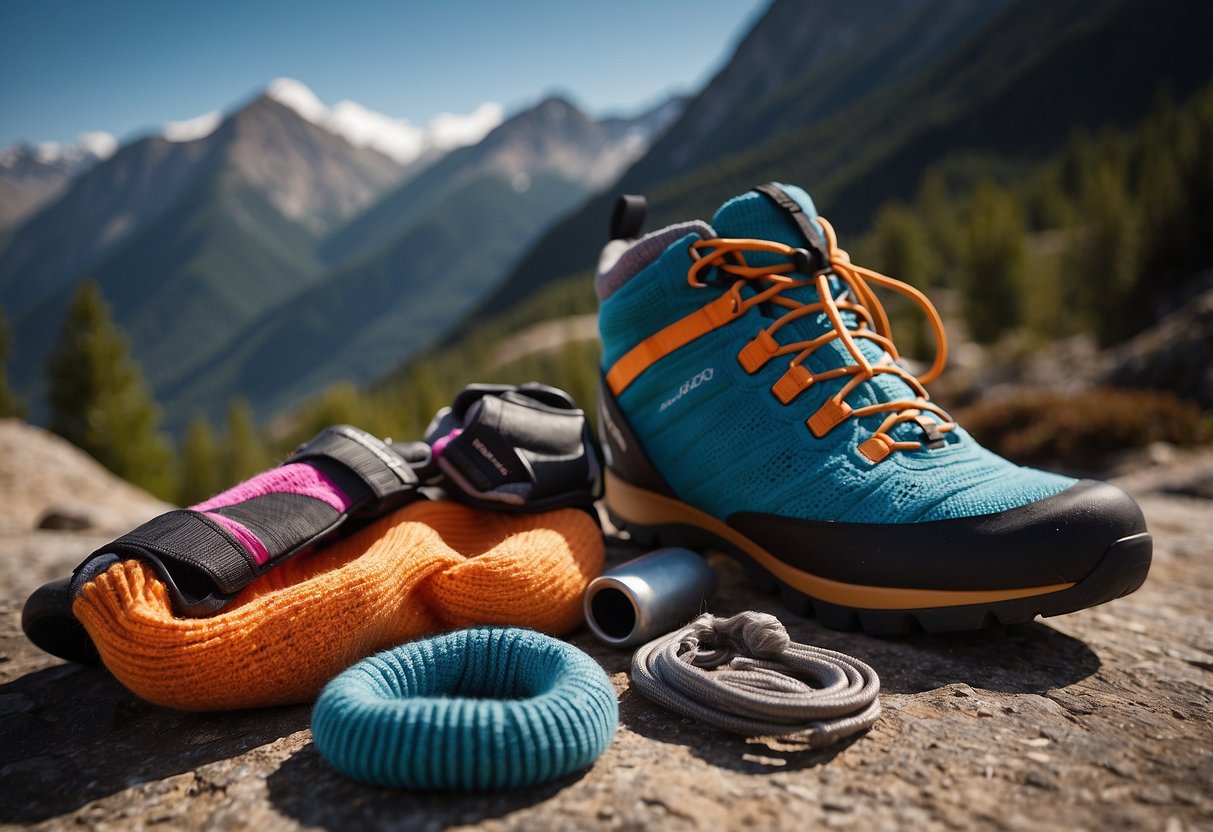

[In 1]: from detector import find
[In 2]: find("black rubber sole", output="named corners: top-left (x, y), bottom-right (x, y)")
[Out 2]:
top-left (610, 510), bottom-right (1153, 635)
top-left (21, 577), bottom-right (100, 664)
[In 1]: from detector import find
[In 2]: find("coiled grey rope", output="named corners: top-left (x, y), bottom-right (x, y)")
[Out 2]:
top-left (630, 611), bottom-right (881, 747)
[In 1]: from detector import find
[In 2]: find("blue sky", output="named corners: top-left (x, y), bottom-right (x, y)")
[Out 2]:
top-left (0, 0), bottom-right (769, 148)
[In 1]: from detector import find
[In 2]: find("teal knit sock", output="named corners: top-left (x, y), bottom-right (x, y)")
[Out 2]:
top-left (311, 628), bottom-right (618, 791)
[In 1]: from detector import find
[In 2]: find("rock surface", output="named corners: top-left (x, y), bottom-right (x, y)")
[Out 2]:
top-left (1103, 286), bottom-right (1213, 408)
top-left (0, 419), bottom-right (171, 538)
top-left (0, 425), bottom-right (1210, 831)
top-left (957, 288), bottom-right (1213, 410)
top-left (0, 420), bottom-right (172, 603)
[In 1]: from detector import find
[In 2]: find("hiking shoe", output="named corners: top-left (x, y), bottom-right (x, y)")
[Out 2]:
top-left (595, 183), bottom-right (1151, 634)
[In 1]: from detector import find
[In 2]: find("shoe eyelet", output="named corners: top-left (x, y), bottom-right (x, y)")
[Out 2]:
top-left (772, 364), bottom-right (813, 404)
top-left (808, 398), bottom-right (852, 438)
top-left (738, 330), bottom-right (778, 373)
top-left (858, 436), bottom-right (892, 464)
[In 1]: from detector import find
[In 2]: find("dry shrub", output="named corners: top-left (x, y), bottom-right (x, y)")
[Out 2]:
top-left (956, 386), bottom-right (1209, 469)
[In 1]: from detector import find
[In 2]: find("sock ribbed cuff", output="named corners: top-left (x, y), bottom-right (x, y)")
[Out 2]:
top-left (312, 628), bottom-right (619, 791)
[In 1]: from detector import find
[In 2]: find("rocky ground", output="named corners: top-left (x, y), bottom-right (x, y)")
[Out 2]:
top-left (0, 420), bottom-right (1210, 831)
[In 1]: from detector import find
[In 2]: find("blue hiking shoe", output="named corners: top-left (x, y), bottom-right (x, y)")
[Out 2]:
top-left (595, 184), bottom-right (1151, 634)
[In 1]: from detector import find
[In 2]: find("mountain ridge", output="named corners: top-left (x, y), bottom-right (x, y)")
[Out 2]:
top-left (0, 131), bottom-right (222, 318)
top-left (3, 81), bottom-right (684, 429)
top-left (162, 170), bottom-right (589, 423)
top-left (4, 94), bottom-right (408, 419)
top-left (0, 135), bottom-right (117, 231)
top-left (159, 94), bottom-right (684, 426)
top-left (0, 76), bottom-right (504, 305)
top-left (317, 93), bottom-right (683, 269)
top-left (445, 0), bottom-right (1212, 339)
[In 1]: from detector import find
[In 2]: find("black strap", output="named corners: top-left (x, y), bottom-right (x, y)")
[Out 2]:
top-left (210, 493), bottom-right (344, 560)
top-left (104, 510), bottom-right (257, 595)
top-left (753, 183), bottom-right (827, 266)
top-left (610, 194), bottom-right (646, 240)
top-left (74, 425), bottom-right (430, 618)
top-left (285, 424), bottom-right (419, 501)
top-left (434, 384), bottom-right (602, 514)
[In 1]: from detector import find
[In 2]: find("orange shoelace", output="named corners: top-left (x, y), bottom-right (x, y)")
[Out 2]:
top-left (687, 217), bottom-right (955, 463)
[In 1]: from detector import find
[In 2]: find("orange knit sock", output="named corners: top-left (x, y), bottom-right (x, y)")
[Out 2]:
top-left (73, 501), bottom-right (603, 711)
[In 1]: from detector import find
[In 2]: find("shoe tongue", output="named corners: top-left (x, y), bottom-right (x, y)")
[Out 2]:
top-left (710, 183), bottom-right (837, 319)
top-left (710, 184), bottom-right (827, 258)
top-left (713, 184), bottom-right (925, 441)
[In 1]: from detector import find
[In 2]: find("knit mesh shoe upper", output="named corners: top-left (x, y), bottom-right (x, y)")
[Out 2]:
top-left (597, 184), bottom-right (1073, 525)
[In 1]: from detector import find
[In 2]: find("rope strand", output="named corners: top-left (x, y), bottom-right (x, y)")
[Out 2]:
top-left (630, 611), bottom-right (881, 748)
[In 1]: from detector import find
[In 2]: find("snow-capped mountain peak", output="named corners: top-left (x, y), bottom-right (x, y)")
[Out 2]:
top-left (264, 76), bottom-right (503, 165)
top-left (1, 131), bottom-right (118, 173)
top-left (266, 77), bottom-right (329, 123)
top-left (327, 99), bottom-right (426, 165)
top-left (0, 132), bottom-right (119, 230)
top-left (162, 111), bottom-right (223, 143)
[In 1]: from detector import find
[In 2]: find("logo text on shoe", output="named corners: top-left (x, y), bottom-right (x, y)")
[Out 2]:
top-left (660, 367), bottom-right (715, 413)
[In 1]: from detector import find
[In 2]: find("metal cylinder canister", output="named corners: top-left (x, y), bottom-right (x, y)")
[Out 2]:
top-left (583, 547), bottom-right (717, 648)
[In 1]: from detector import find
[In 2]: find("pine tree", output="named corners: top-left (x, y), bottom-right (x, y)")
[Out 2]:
top-left (871, 203), bottom-right (938, 287)
top-left (179, 416), bottom-right (222, 505)
top-left (915, 172), bottom-right (963, 285)
top-left (868, 203), bottom-right (938, 359)
top-left (395, 363), bottom-right (451, 441)
top-left (1059, 128), bottom-right (1096, 197)
top-left (45, 280), bottom-right (174, 496)
top-left (1135, 87), bottom-right (1213, 306)
top-left (1186, 89), bottom-right (1213, 266)
top-left (294, 381), bottom-right (373, 443)
top-left (0, 307), bottom-right (26, 418)
top-left (1066, 156), bottom-right (1139, 345)
top-left (960, 181), bottom-right (1027, 344)
top-left (221, 398), bottom-right (270, 486)
top-left (1022, 164), bottom-right (1073, 231)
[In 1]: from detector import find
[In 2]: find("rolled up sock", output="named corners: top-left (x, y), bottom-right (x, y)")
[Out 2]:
top-left (72, 501), bottom-right (603, 711)
top-left (74, 425), bottom-right (432, 618)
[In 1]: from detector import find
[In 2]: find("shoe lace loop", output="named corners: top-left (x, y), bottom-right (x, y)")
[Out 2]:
top-left (687, 216), bottom-right (954, 463)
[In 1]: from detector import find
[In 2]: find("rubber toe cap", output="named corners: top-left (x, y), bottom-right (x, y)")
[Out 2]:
top-left (728, 480), bottom-right (1149, 592)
